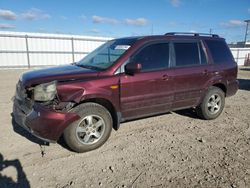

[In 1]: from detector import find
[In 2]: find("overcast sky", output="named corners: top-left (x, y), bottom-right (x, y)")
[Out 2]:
top-left (0, 0), bottom-right (250, 42)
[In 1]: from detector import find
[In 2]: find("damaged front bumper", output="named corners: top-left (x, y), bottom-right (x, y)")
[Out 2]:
top-left (13, 98), bottom-right (80, 143)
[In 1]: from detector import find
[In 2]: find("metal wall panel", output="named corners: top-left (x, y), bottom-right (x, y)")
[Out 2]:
top-left (231, 48), bottom-right (250, 66)
top-left (0, 31), bottom-right (111, 68)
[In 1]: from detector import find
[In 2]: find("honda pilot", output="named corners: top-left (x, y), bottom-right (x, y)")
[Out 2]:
top-left (13, 32), bottom-right (239, 152)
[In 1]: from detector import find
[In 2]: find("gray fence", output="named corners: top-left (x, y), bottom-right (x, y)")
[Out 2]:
top-left (0, 32), bottom-right (249, 68)
top-left (0, 32), bottom-right (110, 68)
top-left (230, 48), bottom-right (250, 66)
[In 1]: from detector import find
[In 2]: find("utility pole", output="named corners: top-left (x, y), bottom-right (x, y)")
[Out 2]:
top-left (209, 28), bottom-right (212, 34)
top-left (244, 20), bottom-right (250, 47)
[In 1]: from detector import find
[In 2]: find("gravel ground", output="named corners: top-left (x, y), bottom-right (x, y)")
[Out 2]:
top-left (0, 68), bottom-right (249, 188)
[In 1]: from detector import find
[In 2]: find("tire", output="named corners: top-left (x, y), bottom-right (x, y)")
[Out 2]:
top-left (64, 102), bottom-right (113, 153)
top-left (196, 86), bottom-right (225, 120)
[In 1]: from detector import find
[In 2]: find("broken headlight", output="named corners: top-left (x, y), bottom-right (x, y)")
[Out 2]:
top-left (34, 81), bottom-right (57, 102)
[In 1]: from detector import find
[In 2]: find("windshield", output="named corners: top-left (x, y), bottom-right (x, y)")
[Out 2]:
top-left (77, 38), bottom-right (137, 70)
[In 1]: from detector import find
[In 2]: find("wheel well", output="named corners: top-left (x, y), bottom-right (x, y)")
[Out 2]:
top-left (80, 98), bottom-right (119, 130)
top-left (213, 83), bottom-right (227, 95)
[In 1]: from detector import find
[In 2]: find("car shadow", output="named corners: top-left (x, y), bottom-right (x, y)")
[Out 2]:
top-left (174, 108), bottom-right (200, 119)
top-left (57, 136), bottom-right (74, 152)
top-left (240, 67), bottom-right (250, 71)
top-left (123, 112), bottom-right (172, 124)
top-left (11, 113), bottom-right (49, 146)
top-left (0, 153), bottom-right (30, 188)
top-left (122, 110), bottom-right (200, 124)
top-left (238, 79), bottom-right (250, 91)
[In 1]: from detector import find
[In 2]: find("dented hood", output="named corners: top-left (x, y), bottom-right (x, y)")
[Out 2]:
top-left (21, 64), bottom-right (99, 87)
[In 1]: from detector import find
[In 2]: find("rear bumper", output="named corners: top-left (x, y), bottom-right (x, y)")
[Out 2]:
top-left (13, 99), bottom-right (80, 142)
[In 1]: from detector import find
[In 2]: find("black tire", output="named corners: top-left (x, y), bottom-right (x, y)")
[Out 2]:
top-left (64, 102), bottom-right (112, 153)
top-left (196, 86), bottom-right (225, 120)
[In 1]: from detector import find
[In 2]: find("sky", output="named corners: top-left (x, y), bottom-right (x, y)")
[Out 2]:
top-left (0, 0), bottom-right (250, 43)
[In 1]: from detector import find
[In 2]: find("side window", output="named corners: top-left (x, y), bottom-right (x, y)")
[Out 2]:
top-left (174, 42), bottom-right (200, 67)
top-left (132, 43), bottom-right (169, 72)
top-left (205, 40), bottom-right (234, 64)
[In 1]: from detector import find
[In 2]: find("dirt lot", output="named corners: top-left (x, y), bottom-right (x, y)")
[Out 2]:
top-left (0, 68), bottom-right (249, 188)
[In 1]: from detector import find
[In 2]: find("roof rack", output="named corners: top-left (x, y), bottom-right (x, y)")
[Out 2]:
top-left (165, 32), bottom-right (219, 38)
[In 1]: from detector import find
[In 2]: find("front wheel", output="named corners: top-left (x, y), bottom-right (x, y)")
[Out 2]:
top-left (196, 86), bottom-right (225, 120)
top-left (64, 103), bottom-right (113, 153)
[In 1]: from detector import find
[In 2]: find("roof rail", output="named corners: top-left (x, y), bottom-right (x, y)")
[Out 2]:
top-left (165, 32), bottom-right (219, 38)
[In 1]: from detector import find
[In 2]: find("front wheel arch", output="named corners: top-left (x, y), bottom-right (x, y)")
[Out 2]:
top-left (77, 98), bottom-right (120, 130)
top-left (63, 102), bottom-right (113, 153)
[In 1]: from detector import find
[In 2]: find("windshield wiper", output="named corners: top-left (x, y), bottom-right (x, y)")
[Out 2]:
top-left (73, 63), bottom-right (103, 71)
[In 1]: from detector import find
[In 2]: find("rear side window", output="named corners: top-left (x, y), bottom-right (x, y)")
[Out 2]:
top-left (132, 43), bottom-right (169, 72)
top-left (174, 42), bottom-right (200, 67)
top-left (205, 40), bottom-right (233, 64)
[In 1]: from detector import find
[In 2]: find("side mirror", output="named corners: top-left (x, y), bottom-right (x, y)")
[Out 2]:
top-left (125, 62), bottom-right (142, 75)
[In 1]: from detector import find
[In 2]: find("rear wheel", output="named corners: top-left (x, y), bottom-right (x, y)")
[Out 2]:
top-left (196, 86), bottom-right (225, 120)
top-left (64, 103), bottom-right (112, 153)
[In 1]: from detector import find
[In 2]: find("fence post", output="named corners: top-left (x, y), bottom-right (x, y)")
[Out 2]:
top-left (236, 49), bottom-right (240, 64)
top-left (71, 37), bottom-right (75, 63)
top-left (25, 35), bottom-right (30, 68)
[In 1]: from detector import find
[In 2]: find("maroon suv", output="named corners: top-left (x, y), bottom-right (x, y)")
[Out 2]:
top-left (13, 32), bottom-right (238, 152)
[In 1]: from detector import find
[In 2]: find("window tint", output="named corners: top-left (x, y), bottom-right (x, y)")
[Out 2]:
top-left (205, 40), bottom-right (233, 64)
top-left (132, 43), bottom-right (169, 71)
top-left (174, 42), bottom-right (200, 67)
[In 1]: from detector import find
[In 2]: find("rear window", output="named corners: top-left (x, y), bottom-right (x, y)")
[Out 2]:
top-left (205, 40), bottom-right (233, 64)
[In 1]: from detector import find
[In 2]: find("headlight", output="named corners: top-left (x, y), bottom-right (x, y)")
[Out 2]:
top-left (34, 81), bottom-right (57, 101)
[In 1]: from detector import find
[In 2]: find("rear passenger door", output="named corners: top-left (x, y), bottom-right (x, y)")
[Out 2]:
top-left (171, 40), bottom-right (212, 109)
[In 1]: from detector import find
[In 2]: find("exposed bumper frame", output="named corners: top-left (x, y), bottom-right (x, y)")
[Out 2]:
top-left (13, 99), bottom-right (80, 142)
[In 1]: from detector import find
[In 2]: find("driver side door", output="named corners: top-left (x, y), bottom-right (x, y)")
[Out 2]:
top-left (119, 42), bottom-right (175, 120)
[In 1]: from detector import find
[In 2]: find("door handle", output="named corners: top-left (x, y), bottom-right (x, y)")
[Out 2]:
top-left (162, 74), bottom-right (169, 81)
top-left (203, 69), bottom-right (208, 75)
top-left (214, 71), bottom-right (219, 75)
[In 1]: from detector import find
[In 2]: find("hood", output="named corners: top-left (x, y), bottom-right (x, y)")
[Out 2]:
top-left (21, 64), bottom-right (99, 87)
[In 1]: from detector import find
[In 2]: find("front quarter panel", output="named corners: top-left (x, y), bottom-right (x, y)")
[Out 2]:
top-left (56, 76), bottom-right (120, 111)
top-left (57, 83), bottom-right (85, 103)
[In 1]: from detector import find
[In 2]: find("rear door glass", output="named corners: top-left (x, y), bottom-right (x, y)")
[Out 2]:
top-left (173, 42), bottom-right (200, 67)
